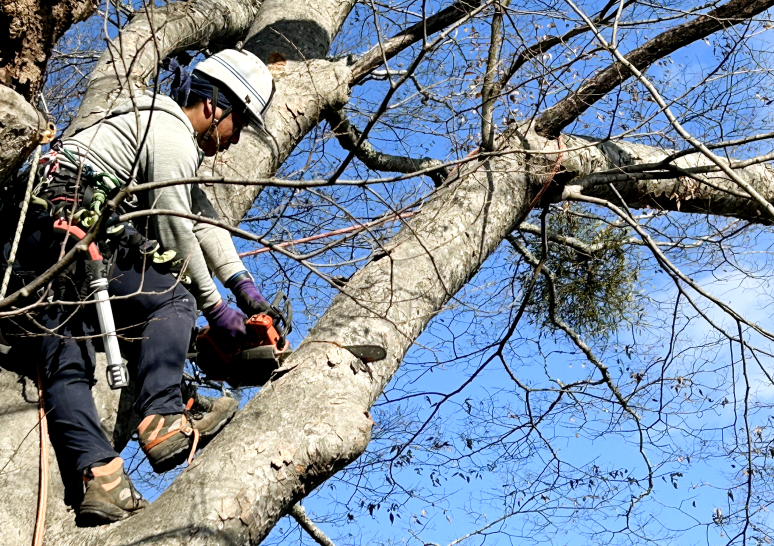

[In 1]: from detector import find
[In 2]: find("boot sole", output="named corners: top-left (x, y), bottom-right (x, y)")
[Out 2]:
top-left (77, 504), bottom-right (143, 526)
top-left (145, 439), bottom-right (190, 473)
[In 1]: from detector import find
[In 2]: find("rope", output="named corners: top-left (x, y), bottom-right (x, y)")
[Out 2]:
top-left (238, 212), bottom-right (414, 258)
top-left (515, 135), bottom-right (565, 227)
top-left (0, 146), bottom-right (42, 299)
top-left (32, 363), bottom-right (49, 546)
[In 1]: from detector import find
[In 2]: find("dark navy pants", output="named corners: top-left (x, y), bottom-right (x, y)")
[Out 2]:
top-left (4, 210), bottom-right (196, 472)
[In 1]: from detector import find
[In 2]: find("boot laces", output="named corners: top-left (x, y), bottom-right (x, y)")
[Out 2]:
top-left (183, 398), bottom-right (201, 465)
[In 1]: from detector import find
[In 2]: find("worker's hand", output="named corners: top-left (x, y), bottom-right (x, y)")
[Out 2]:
top-left (203, 300), bottom-right (246, 341)
top-left (231, 277), bottom-right (281, 323)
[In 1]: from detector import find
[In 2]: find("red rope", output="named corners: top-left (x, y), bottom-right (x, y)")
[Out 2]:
top-left (238, 212), bottom-right (414, 258)
top-left (515, 135), bottom-right (566, 226)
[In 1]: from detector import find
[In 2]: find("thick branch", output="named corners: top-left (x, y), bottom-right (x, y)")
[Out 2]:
top-left (200, 0), bottom-right (357, 224)
top-left (289, 505), bottom-right (336, 546)
top-left (557, 135), bottom-right (774, 222)
top-left (244, 0), bottom-right (355, 61)
top-left (324, 109), bottom-right (448, 185)
top-left (534, 0), bottom-right (774, 138)
top-left (497, 0), bottom-right (633, 92)
top-left (480, 0), bottom-right (505, 151)
top-left (0, 86), bottom-right (55, 181)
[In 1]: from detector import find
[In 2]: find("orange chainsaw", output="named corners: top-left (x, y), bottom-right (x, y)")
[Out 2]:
top-left (193, 293), bottom-right (292, 388)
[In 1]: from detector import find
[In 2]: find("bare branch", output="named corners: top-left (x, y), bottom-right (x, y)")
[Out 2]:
top-left (350, 0), bottom-right (482, 84)
top-left (534, 0), bottom-right (774, 138)
top-left (289, 504), bottom-right (336, 546)
top-left (325, 109), bottom-right (449, 185)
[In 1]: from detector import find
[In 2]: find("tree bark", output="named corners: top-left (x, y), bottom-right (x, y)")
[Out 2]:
top-left (557, 135), bottom-right (774, 221)
top-left (0, 85), bottom-right (54, 181)
top-left (0, 0), bottom-right (96, 100)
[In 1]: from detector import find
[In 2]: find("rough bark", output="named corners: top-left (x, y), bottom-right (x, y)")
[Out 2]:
top-left (0, 85), bottom-right (54, 181)
top-left (556, 135), bottom-right (774, 221)
top-left (0, 0), bottom-right (96, 100)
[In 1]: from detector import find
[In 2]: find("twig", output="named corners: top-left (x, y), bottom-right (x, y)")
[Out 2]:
top-left (350, 0), bottom-right (482, 84)
top-left (480, 0), bottom-right (506, 151)
top-left (289, 504), bottom-right (336, 546)
top-left (325, 109), bottom-right (449, 186)
top-left (564, 0), bottom-right (774, 222)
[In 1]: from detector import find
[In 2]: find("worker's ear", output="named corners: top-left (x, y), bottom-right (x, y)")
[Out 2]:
top-left (202, 99), bottom-right (215, 120)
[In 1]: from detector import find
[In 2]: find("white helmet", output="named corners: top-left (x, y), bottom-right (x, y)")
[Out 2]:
top-left (193, 49), bottom-right (275, 128)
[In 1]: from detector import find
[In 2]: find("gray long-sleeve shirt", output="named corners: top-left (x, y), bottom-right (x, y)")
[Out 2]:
top-left (60, 92), bottom-right (245, 309)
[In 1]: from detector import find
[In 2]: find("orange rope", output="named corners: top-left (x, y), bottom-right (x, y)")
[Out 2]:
top-left (32, 364), bottom-right (48, 546)
top-left (515, 135), bottom-right (566, 226)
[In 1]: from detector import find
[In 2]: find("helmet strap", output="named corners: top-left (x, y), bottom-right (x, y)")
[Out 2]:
top-left (200, 86), bottom-right (233, 144)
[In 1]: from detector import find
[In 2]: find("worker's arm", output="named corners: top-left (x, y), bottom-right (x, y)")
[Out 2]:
top-left (189, 188), bottom-right (279, 321)
top-left (141, 115), bottom-right (222, 310)
top-left (187, 184), bottom-right (245, 287)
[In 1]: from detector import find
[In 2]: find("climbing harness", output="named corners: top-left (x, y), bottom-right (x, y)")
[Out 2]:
top-left (33, 141), bottom-right (125, 229)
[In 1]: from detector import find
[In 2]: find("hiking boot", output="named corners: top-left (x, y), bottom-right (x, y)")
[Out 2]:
top-left (138, 396), bottom-right (238, 473)
top-left (191, 395), bottom-right (239, 443)
top-left (77, 457), bottom-right (147, 526)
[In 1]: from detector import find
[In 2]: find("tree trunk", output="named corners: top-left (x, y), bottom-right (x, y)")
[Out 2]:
top-left (0, 85), bottom-right (54, 181)
top-left (2, 0), bottom-right (774, 542)
top-left (65, 0), bottom-right (263, 138)
top-left (0, 0), bottom-right (96, 100)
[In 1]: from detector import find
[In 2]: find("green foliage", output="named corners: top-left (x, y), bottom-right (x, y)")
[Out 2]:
top-left (516, 205), bottom-right (640, 339)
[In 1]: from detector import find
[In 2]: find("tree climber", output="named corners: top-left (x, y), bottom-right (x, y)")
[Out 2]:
top-left (0, 49), bottom-right (278, 525)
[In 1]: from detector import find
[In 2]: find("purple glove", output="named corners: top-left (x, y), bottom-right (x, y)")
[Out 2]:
top-left (203, 300), bottom-right (247, 341)
top-left (229, 274), bottom-right (280, 322)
